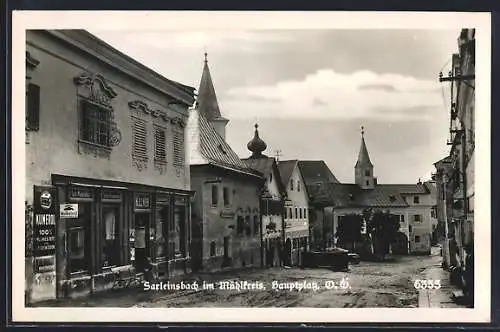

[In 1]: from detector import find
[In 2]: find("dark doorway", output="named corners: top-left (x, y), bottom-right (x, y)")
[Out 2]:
top-left (391, 231), bottom-right (409, 255)
top-left (134, 212), bottom-right (149, 272)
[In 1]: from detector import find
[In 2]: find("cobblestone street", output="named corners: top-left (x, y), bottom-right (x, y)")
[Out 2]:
top-left (34, 247), bottom-right (463, 308)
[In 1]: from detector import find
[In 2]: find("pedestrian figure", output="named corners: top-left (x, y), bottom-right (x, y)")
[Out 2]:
top-left (144, 257), bottom-right (154, 283)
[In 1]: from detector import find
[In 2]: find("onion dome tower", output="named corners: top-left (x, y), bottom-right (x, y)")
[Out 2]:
top-left (247, 123), bottom-right (268, 158)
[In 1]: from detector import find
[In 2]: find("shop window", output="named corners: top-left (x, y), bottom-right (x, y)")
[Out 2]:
top-left (237, 216), bottom-right (244, 236)
top-left (223, 187), bottom-right (230, 207)
top-left (132, 116), bottom-right (148, 161)
top-left (223, 236), bottom-right (230, 258)
top-left (245, 216), bottom-right (251, 236)
top-left (254, 215), bottom-right (259, 235)
top-left (211, 185), bottom-right (218, 207)
top-left (26, 83), bottom-right (40, 131)
top-left (154, 125), bottom-right (167, 162)
top-left (68, 203), bottom-right (91, 274)
top-left (174, 205), bottom-right (186, 257)
top-left (173, 130), bottom-right (185, 167)
top-left (413, 196), bottom-right (420, 204)
top-left (168, 242), bottom-right (175, 260)
top-left (102, 205), bottom-right (121, 268)
top-left (156, 205), bottom-right (170, 259)
top-left (80, 98), bottom-right (112, 147)
top-left (210, 241), bottom-right (216, 257)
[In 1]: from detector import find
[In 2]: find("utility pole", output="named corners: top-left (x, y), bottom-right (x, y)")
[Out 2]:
top-left (274, 149), bottom-right (282, 163)
top-left (442, 173), bottom-right (450, 269)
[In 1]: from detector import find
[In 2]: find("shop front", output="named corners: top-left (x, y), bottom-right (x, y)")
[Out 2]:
top-left (285, 229), bottom-right (310, 267)
top-left (50, 174), bottom-right (193, 299)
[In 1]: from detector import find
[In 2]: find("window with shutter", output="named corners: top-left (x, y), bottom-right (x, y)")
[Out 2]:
top-left (26, 83), bottom-right (40, 131)
top-left (154, 126), bottom-right (167, 162)
top-left (132, 117), bottom-right (148, 161)
top-left (173, 130), bottom-right (185, 167)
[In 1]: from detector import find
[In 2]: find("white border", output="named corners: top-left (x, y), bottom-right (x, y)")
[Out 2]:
top-left (12, 11), bottom-right (491, 323)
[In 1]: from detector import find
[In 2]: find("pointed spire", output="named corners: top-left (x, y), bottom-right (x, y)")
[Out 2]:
top-left (247, 123), bottom-right (268, 158)
top-left (196, 52), bottom-right (223, 121)
top-left (355, 125), bottom-right (373, 168)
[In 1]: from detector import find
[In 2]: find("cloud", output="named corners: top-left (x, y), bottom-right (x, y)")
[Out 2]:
top-left (312, 98), bottom-right (327, 106)
top-left (358, 83), bottom-right (399, 92)
top-left (221, 69), bottom-right (444, 121)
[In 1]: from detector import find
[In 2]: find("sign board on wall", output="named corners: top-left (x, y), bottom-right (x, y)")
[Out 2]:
top-left (59, 203), bottom-right (78, 219)
top-left (33, 186), bottom-right (57, 257)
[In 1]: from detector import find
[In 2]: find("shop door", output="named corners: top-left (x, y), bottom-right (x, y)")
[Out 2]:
top-left (134, 212), bottom-right (150, 272)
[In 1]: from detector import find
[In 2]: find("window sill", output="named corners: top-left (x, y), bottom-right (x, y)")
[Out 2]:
top-left (78, 139), bottom-right (112, 159)
top-left (78, 139), bottom-right (112, 151)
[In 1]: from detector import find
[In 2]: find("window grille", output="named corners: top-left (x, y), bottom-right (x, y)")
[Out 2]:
top-left (80, 99), bottom-right (112, 147)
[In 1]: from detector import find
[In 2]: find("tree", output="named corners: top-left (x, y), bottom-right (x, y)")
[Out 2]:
top-left (335, 213), bottom-right (363, 251)
top-left (366, 210), bottom-right (401, 260)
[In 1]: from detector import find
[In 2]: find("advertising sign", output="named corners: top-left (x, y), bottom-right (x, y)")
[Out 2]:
top-left (33, 186), bottom-right (57, 257)
top-left (60, 203), bottom-right (78, 219)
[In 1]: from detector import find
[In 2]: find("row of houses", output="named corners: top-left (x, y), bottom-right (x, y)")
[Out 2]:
top-left (24, 30), bottom-right (436, 304)
top-left (434, 28), bottom-right (475, 303)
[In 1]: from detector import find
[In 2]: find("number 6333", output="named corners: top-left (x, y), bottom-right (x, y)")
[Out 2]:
top-left (413, 279), bottom-right (441, 290)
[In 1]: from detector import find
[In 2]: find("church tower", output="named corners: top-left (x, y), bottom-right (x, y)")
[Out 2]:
top-left (247, 123), bottom-right (268, 159)
top-left (196, 52), bottom-right (229, 140)
top-left (355, 126), bottom-right (376, 189)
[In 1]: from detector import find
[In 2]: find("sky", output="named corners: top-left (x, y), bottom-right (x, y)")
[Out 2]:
top-left (89, 28), bottom-right (460, 184)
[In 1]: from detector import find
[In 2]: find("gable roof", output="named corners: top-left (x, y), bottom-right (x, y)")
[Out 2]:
top-left (298, 160), bottom-right (340, 185)
top-left (242, 156), bottom-right (286, 195)
top-left (277, 160), bottom-right (298, 188)
top-left (187, 109), bottom-right (262, 178)
top-left (242, 157), bottom-right (275, 177)
top-left (308, 182), bottom-right (430, 208)
top-left (380, 183), bottom-right (429, 195)
top-left (424, 181), bottom-right (437, 198)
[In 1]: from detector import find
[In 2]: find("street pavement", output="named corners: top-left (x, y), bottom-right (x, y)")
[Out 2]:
top-left (33, 246), bottom-right (464, 308)
top-left (417, 247), bottom-right (464, 308)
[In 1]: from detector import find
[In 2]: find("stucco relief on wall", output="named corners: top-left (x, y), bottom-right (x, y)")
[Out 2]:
top-left (74, 72), bottom-right (122, 159)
